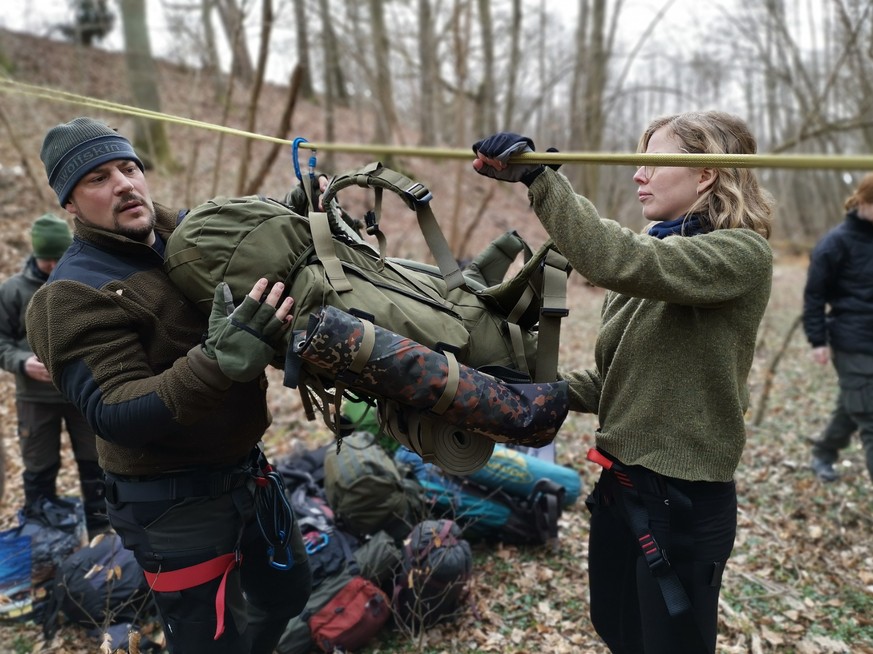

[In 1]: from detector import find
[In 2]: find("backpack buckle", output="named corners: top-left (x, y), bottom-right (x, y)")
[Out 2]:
top-left (364, 210), bottom-right (379, 235)
top-left (403, 182), bottom-right (432, 206)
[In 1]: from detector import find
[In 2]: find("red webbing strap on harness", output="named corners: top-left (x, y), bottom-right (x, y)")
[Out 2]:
top-left (143, 553), bottom-right (239, 640)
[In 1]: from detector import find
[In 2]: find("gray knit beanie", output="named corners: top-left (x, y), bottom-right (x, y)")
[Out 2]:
top-left (40, 117), bottom-right (144, 206)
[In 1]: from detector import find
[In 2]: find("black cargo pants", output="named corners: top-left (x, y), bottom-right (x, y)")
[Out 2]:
top-left (106, 470), bottom-right (312, 654)
top-left (586, 462), bottom-right (736, 654)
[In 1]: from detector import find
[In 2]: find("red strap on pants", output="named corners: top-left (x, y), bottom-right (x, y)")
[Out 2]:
top-left (143, 553), bottom-right (239, 640)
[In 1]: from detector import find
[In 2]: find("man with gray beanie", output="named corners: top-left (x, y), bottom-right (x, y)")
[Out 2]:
top-left (0, 213), bottom-right (107, 537)
top-left (26, 117), bottom-right (311, 653)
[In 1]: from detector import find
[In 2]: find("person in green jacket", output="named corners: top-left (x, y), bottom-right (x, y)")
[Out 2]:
top-left (471, 112), bottom-right (773, 654)
top-left (0, 213), bottom-right (107, 536)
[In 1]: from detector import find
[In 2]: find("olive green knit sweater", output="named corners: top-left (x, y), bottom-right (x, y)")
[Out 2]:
top-left (528, 169), bottom-right (772, 482)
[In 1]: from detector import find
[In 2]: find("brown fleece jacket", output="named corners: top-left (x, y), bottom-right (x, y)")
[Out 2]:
top-left (25, 203), bottom-right (271, 476)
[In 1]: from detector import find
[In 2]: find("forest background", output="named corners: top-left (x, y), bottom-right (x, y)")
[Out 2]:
top-left (0, 0), bottom-right (872, 652)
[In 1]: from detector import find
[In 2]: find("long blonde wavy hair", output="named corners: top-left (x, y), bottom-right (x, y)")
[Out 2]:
top-left (638, 111), bottom-right (774, 239)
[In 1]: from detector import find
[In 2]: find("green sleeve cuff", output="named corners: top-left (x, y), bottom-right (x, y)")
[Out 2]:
top-left (187, 345), bottom-right (233, 391)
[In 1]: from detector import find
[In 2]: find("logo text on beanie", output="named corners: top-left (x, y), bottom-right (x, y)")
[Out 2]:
top-left (55, 141), bottom-right (136, 191)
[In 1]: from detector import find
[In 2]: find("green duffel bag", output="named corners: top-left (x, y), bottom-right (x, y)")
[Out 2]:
top-left (353, 529), bottom-right (403, 592)
top-left (323, 432), bottom-right (426, 542)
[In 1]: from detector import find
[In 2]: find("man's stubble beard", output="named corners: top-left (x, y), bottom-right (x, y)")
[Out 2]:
top-left (115, 210), bottom-right (157, 242)
top-left (114, 193), bottom-right (157, 242)
top-left (71, 194), bottom-right (157, 243)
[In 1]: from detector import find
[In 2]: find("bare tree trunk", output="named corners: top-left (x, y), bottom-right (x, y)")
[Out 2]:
top-left (418, 0), bottom-right (437, 144)
top-left (368, 0), bottom-right (398, 165)
top-left (243, 64), bottom-right (304, 195)
top-left (321, 0), bottom-right (349, 107)
top-left (568, 0), bottom-right (589, 152)
top-left (235, 0), bottom-right (273, 195)
top-left (502, 0), bottom-right (522, 128)
top-left (534, 0), bottom-right (546, 137)
top-left (579, 0), bottom-right (607, 203)
top-left (292, 0), bottom-right (314, 97)
top-left (215, 0), bottom-right (254, 86)
top-left (319, 0), bottom-right (336, 172)
top-left (475, 0), bottom-right (496, 135)
top-left (448, 0), bottom-right (473, 254)
top-left (200, 0), bottom-right (225, 100)
top-left (0, 104), bottom-right (48, 202)
top-left (834, 0), bottom-right (873, 151)
top-left (118, 0), bottom-right (174, 168)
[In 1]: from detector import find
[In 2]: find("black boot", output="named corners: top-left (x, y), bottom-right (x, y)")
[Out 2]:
top-left (22, 462), bottom-right (60, 510)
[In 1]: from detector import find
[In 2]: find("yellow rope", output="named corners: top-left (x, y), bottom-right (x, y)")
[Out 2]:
top-left (4, 77), bottom-right (873, 170)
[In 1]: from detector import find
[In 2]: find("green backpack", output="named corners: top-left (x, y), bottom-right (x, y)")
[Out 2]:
top-left (323, 431), bottom-right (425, 541)
top-left (164, 162), bottom-right (571, 474)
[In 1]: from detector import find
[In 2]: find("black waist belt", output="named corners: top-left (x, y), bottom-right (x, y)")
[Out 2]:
top-left (104, 470), bottom-right (250, 503)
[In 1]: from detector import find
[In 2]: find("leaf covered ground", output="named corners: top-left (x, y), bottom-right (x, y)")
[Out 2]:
top-left (3, 263), bottom-right (871, 654)
top-left (0, 27), bottom-right (871, 654)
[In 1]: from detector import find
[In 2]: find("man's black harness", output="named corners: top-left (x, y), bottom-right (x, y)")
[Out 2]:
top-left (104, 469), bottom-right (250, 503)
top-left (104, 447), bottom-right (297, 641)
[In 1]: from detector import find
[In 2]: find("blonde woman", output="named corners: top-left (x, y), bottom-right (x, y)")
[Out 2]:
top-left (472, 111), bottom-right (773, 653)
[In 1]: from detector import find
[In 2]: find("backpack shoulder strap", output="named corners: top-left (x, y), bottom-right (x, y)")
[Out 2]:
top-left (310, 211), bottom-right (353, 292)
top-left (323, 162), bottom-right (465, 290)
top-left (534, 247), bottom-right (571, 382)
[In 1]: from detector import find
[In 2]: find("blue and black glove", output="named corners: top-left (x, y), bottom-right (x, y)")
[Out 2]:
top-left (472, 132), bottom-right (559, 186)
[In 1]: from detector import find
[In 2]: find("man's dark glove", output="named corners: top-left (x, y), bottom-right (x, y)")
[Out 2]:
top-left (202, 282), bottom-right (286, 382)
top-left (472, 132), bottom-right (544, 185)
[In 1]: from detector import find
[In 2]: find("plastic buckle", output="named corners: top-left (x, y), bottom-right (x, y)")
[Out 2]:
top-left (105, 480), bottom-right (118, 504)
top-left (641, 535), bottom-right (671, 577)
top-left (403, 182), bottom-right (433, 206)
top-left (364, 210), bottom-right (378, 235)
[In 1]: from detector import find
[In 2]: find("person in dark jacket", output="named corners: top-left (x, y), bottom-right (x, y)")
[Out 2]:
top-left (25, 117), bottom-right (311, 653)
top-left (802, 172), bottom-right (873, 483)
top-left (0, 213), bottom-right (107, 536)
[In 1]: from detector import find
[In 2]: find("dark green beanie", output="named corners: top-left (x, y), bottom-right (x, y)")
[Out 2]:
top-left (31, 213), bottom-right (73, 260)
top-left (40, 117), bottom-right (144, 206)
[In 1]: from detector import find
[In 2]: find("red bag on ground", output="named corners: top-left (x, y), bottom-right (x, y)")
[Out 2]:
top-left (308, 575), bottom-right (390, 652)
